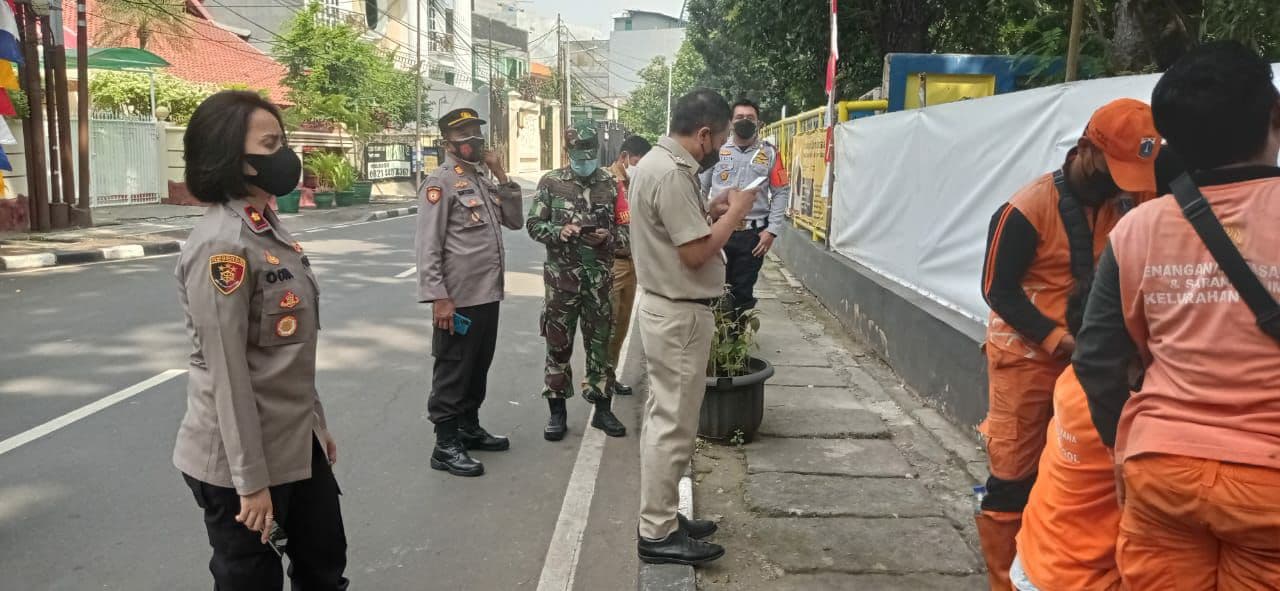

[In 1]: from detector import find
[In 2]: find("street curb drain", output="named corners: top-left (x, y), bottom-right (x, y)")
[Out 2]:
top-left (0, 240), bottom-right (183, 271)
top-left (363, 206), bottom-right (418, 221)
top-left (637, 463), bottom-right (696, 591)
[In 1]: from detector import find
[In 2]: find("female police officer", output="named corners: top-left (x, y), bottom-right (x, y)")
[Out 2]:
top-left (173, 91), bottom-right (349, 590)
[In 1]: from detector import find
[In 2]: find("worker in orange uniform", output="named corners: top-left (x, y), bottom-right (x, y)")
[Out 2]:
top-left (1077, 41), bottom-right (1280, 590)
top-left (977, 99), bottom-right (1161, 590)
top-left (1010, 368), bottom-right (1124, 591)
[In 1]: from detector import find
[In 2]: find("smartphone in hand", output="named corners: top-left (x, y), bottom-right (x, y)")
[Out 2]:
top-left (453, 313), bottom-right (472, 336)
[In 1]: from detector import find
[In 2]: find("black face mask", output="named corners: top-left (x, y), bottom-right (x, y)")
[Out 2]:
top-left (733, 119), bottom-right (757, 140)
top-left (1083, 165), bottom-right (1122, 205)
top-left (449, 137), bottom-right (486, 164)
top-left (696, 133), bottom-right (721, 172)
top-left (244, 147), bottom-right (302, 197)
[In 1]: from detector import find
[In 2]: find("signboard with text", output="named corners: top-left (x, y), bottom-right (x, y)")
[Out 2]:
top-left (365, 143), bottom-right (413, 180)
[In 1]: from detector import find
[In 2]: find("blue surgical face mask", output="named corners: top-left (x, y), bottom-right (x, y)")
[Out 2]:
top-left (570, 158), bottom-right (599, 178)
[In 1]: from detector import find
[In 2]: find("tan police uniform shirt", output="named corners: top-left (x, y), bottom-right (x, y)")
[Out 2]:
top-left (631, 136), bottom-right (725, 300)
top-left (416, 154), bottom-right (525, 308)
top-left (174, 198), bottom-right (328, 496)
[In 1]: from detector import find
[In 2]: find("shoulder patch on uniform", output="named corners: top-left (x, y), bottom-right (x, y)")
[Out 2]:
top-left (752, 150), bottom-right (769, 165)
top-left (275, 315), bottom-right (298, 337)
top-left (244, 206), bottom-right (270, 232)
top-left (209, 254), bottom-right (247, 295)
top-left (427, 186), bottom-right (443, 204)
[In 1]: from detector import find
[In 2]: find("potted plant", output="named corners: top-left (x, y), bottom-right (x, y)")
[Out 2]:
top-left (305, 152), bottom-right (342, 209)
top-left (352, 178), bottom-right (374, 204)
top-left (276, 188), bottom-right (303, 214)
top-left (333, 160), bottom-right (357, 207)
top-left (699, 295), bottom-right (775, 443)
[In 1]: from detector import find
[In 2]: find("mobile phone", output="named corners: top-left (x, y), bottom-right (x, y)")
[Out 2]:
top-left (742, 176), bottom-right (767, 191)
top-left (578, 225), bottom-right (600, 235)
top-left (453, 312), bottom-right (472, 335)
top-left (267, 521), bottom-right (288, 556)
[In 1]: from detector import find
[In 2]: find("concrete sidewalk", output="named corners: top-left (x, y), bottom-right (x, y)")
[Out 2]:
top-left (693, 258), bottom-right (988, 590)
top-left (0, 197), bottom-right (416, 271)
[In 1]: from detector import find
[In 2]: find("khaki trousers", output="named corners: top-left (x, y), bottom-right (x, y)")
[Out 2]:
top-left (637, 292), bottom-right (714, 540)
top-left (608, 257), bottom-right (637, 369)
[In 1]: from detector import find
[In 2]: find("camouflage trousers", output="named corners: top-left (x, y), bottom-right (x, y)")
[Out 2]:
top-left (540, 269), bottom-right (614, 400)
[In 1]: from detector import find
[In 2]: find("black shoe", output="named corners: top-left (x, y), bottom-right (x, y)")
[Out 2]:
top-left (589, 395), bottom-right (626, 437)
top-left (613, 382), bottom-right (634, 396)
top-left (544, 398), bottom-right (568, 441)
top-left (430, 421), bottom-right (484, 477)
top-left (458, 422), bottom-right (511, 452)
top-left (678, 513), bottom-right (718, 539)
top-left (638, 528), bottom-right (725, 566)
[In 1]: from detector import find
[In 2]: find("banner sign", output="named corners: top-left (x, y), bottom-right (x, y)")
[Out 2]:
top-left (790, 130), bottom-right (828, 238)
top-left (365, 143), bottom-right (413, 180)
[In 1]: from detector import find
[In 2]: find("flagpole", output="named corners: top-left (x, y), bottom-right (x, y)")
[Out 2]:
top-left (820, 0), bottom-right (837, 244)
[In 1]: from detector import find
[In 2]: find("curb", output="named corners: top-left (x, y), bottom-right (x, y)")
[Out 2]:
top-left (637, 463), bottom-right (696, 591)
top-left (362, 205), bottom-right (418, 221)
top-left (0, 240), bottom-right (183, 271)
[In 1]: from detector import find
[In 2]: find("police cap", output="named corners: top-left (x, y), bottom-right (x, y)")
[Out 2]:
top-left (438, 108), bottom-right (487, 132)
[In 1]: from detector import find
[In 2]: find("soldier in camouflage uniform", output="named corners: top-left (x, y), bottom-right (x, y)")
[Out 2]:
top-left (527, 122), bottom-right (628, 441)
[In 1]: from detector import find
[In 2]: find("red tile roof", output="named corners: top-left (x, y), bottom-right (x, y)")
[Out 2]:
top-left (62, 0), bottom-right (291, 104)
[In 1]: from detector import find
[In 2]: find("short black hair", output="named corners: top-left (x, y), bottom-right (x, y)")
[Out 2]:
top-left (731, 98), bottom-right (761, 118)
top-left (184, 91), bottom-right (284, 203)
top-left (670, 89), bottom-right (732, 136)
top-left (620, 135), bottom-right (652, 157)
top-left (1152, 41), bottom-right (1278, 171)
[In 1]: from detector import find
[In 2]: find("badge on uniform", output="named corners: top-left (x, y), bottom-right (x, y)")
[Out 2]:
top-left (467, 198), bottom-right (479, 207)
top-left (719, 171), bottom-right (730, 182)
top-left (279, 290), bottom-right (301, 309)
top-left (244, 207), bottom-right (270, 232)
top-left (265, 250), bottom-right (280, 265)
top-left (275, 315), bottom-right (298, 337)
top-left (454, 180), bottom-right (470, 189)
top-left (752, 151), bottom-right (768, 166)
top-left (427, 186), bottom-right (442, 205)
top-left (292, 242), bottom-right (304, 254)
top-left (454, 165), bottom-right (466, 175)
top-left (209, 254), bottom-right (247, 295)
top-left (720, 148), bottom-right (732, 156)
top-left (470, 211), bottom-right (482, 223)
top-left (266, 268), bottom-right (295, 283)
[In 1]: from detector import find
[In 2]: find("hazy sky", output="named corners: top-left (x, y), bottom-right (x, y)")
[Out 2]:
top-left (529, 0), bottom-right (688, 38)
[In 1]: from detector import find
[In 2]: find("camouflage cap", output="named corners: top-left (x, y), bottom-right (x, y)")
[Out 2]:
top-left (565, 122), bottom-right (599, 161)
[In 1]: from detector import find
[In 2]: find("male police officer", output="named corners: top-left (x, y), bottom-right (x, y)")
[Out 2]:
top-left (700, 98), bottom-right (789, 319)
top-left (416, 108), bottom-right (524, 477)
top-left (527, 122), bottom-right (628, 441)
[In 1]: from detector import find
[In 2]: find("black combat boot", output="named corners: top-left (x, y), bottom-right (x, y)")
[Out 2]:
top-left (544, 398), bottom-right (568, 441)
top-left (430, 420), bottom-right (484, 477)
top-left (638, 527), bottom-right (725, 566)
top-left (458, 414), bottom-right (511, 452)
top-left (588, 394), bottom-right (626, 437)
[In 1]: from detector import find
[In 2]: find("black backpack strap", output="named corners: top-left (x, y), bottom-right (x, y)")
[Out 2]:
top-left (1170, 173), bottom-right (1280, 343)
top-left (1055, 169), bottom-right (1095, 335)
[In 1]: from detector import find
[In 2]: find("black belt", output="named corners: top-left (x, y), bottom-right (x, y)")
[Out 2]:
top-left (674, 298), bottom-right (715, 307)
top-left (735, 219), bottom-right (768, 232)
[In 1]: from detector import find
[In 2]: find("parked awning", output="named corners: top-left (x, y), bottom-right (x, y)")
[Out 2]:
top-left (65, 47), bottom-right (170, 71)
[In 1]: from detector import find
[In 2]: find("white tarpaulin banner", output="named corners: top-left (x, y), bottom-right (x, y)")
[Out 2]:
top-left (830, 65), bottom-right (1280, 323)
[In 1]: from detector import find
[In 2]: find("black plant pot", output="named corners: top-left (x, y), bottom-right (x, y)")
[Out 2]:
top-left (698, 356), bottom-right (775, 443)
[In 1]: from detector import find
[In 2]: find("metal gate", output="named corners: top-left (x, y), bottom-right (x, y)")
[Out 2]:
top-left (62, 113), bottom-right (163, 207)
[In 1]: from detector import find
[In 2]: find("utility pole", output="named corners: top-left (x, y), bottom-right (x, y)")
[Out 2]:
top-left (39, 14), bottom-right (63, 226)
top-left (50, 0), bottom-right (75, 219)
top-left (415, 0), bottom-right (424, 187)
top-left (19, 2), bottom-right (48, 231)
top-left (557, 13), bottom-right (565, 129)
top-left (76, 0), bottom-right (90, 223)
top-left (664, 60), bottom-right (672, 134)
top-left (1065, 0), bottom-right (1084, 82)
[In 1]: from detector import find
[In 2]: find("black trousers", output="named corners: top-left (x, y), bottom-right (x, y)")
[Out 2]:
top-left (429, 301), bottom-right (501, 425)
top-left (183, 439), bottom-right (348, 591)
top-left (725, 229), bottom-right (766, 314)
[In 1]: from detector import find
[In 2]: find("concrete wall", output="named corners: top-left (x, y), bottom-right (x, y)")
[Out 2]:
top-left (774, 225), bottom-right (988, 433)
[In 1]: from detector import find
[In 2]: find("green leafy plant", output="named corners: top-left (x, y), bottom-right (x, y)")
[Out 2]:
top-left (304, 152), bottom-right (347, 190)
top-left (729, 429), bottom-right (746, 447)
top-left (331, 159), bottom-right (356, 192)
top-left (7, 88), bottom-right (28, 119)
top-left (88, 71), bottom-right (213, 123)
top-left (708, 292), bottom-right (761, 378)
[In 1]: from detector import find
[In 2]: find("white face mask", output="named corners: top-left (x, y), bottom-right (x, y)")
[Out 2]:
top-left (625, 164), bottom-right (636, 178)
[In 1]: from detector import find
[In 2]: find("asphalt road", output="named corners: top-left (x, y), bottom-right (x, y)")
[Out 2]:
top-left (0, 197), bottom-right (644, 590)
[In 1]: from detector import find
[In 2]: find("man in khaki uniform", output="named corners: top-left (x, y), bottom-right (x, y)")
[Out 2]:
top-left (632, 89), bottom-right (757, 566)
top-left (416, 108), bottom-right (524, 477)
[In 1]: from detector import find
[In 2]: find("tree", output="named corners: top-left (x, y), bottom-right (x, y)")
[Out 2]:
top-left (89, 71), bottom-right (222, 123)
top-left (274, 3), bottom-right (430, 129)
top-left (685, 0), bottom-right (1280, 117)
top-left (619, 42), bottom-right (706, 141)
top-left (95, 0), bottom-right (187, 51)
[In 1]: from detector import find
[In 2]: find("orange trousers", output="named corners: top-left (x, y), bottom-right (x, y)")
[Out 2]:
top-left (1119, 453), bottom-right (1280, 590)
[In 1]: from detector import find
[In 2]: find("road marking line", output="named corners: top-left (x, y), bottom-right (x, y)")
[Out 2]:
top-left (394, 266), bottom-right (416, 279)
top-left (536, 417), bottom-right (607, 591)
top-left (0, 369), bottom-right (187, 456)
